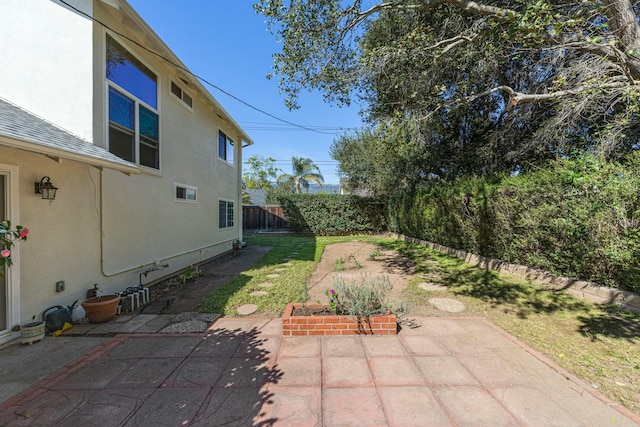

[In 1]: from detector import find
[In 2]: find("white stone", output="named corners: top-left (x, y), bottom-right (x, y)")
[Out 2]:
top-left (258, 282), bottom-right (276, 288)
top-left (237, 304), bottom-right (259, 316)
top-left (418, 282), bottom-right (449, 291)
top-left (428, 298), bottom-right (466, 313)
top-left (250, 291), bottom-right (269, 297)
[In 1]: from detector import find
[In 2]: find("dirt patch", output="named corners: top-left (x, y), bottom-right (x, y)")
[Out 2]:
top-left (306, 241), bottom-right (414, 305)
top-left (306, 241), bottom-right (473, 318)
top-left (141, 245), bottom-right (271, 314)
top-left (292, 306), bottom-right (336, 316)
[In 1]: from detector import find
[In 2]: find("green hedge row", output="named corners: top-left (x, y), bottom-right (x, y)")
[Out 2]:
top-left (388, 154), bottom-right (640, 293)
top-left (276, 194), bottom-right (386, 235)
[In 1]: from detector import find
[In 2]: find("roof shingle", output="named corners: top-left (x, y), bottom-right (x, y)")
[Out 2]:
top-left (0, 97), bottom-right (139, 173)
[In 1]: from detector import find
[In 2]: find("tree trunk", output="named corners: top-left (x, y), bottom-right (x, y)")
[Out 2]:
top-left (603, 0), bottom-right (640, 80)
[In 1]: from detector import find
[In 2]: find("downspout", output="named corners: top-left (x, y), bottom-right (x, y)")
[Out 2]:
top-left (237, 136), bottom-right (243, 244)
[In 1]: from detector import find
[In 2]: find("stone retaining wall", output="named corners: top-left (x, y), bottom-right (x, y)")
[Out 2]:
top-left (390, 233), bottom-right (640, 314)
top-left (282, 303), bottom-right (397, 336)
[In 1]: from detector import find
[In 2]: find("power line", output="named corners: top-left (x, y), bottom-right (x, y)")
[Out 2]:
top-left (58, 0), bottom-right (342, 135)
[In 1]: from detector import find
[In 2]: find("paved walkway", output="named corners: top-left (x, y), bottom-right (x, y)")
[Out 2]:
top-left (0, 316), bottom-right (638, 426)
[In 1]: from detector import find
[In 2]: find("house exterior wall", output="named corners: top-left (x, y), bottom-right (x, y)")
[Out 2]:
top-left (0, 145), bottom-right (103, 323)
top-left (0, 0), bottom-right (94, 141)
top-left (0, 0), bottom-right (248, 329)
top-left (93, 2), bottom-right (242, 282)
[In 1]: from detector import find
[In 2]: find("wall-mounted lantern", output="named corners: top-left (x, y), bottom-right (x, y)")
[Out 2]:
top-left (34, 176), bottom-right (58, 200)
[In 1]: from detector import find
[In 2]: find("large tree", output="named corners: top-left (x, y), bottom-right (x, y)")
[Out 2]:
top-left (276, 157), bottom-right (325, 193)
top-left (243, 154), bottom-right (281, 190)
top-left (256, 0), bottom-right (640, 163)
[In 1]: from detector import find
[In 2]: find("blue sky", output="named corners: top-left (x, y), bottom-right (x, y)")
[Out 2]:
top-left (127, 0), bottom-right (364, 185)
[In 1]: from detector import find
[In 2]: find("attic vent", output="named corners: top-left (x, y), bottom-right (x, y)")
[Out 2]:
top-left (171, 81), bottom-right (193, 109)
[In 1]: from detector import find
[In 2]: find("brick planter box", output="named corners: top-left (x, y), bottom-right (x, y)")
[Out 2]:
top-left (282, 303), bottom-right (397, 336)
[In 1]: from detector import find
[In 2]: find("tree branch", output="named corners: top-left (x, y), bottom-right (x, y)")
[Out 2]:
top-left (465, 81), bottom-right (637, 106)
top-left (346, 0), bottom-right (515, 33)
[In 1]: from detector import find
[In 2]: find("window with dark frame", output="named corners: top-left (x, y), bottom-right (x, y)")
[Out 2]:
top-left (106, 35), bottom-right (159, 169)
top-left (218, 131), bottom-right (234, 164)
top-left (175, 183), bottom-right (197, 202)
top-left (218, 200), bottom-right (234, 228)
top-left (171, 81), bottom-right (193, 108)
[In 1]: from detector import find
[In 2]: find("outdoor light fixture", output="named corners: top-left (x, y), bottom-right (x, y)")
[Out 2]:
top-left (34, 176), bottom-right (58, 200)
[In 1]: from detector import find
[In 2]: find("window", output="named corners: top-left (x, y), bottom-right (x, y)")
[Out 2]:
top-left (218, 200), bottom-right (234, 228)
top-left (174, 183), bottom-right (197, 202)
top-left (106, 35), bottom-right (160, 169)
top-left (171, 81), bottom-right (193, 108)
top-left (218, 131), bottom-right (234, 164)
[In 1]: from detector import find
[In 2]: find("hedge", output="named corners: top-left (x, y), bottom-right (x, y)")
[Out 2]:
top-left (387, 154), bottom-right (640, 293)
top-left (276, 194), bottom-right (386, 235)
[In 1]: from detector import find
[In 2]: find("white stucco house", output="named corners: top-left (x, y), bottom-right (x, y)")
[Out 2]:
top-left (0, 0), bottom-right (252, 344)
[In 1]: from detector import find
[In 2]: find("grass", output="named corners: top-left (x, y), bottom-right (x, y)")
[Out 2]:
top-left (199, 235), bottom-right (377, 317)
top-left (378, 239), bottom-right (640, 416)
top-left (200, 234), bottom-right (639, 415)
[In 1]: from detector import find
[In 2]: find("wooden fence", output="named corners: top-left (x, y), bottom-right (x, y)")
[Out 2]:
top-left (243, 205), bottom-right (289, 230)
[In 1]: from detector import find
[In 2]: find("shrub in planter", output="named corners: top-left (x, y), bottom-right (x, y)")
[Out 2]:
top-left (283, 275), bottom-right (407, 336)
top-left (327, 274), bottom-right (407, 318)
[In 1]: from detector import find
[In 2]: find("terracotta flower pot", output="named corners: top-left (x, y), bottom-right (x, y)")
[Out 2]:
top-left (82, 295), bottom-right (120, 323)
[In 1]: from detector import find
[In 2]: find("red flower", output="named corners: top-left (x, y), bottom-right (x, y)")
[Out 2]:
top-left (18, 228), bottom-right (29, 239)
top-left (1, 249), bottom-right (10, 258)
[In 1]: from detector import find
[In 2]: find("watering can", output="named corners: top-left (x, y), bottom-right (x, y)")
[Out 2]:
top-left (42, 305), bottom-right (72, 334)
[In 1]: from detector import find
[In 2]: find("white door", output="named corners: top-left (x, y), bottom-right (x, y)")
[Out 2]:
top-left (0, 164), bottom-right (20, 344)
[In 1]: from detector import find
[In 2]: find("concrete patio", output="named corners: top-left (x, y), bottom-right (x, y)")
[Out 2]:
top-left (0, 316), bottom-right (638, 426)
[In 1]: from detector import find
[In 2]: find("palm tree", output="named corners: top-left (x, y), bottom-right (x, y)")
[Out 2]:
top-left (276, 157), bottom-right (324, 193)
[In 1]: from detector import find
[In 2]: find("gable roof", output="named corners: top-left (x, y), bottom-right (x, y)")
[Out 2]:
top-left (0, 97), bottom-right (140, 175)
top-left (103, 0), bottom-right (253, 147)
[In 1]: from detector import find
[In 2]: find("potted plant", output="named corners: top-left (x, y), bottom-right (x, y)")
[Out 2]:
top-left (19, 316), bottom-right (45, 345)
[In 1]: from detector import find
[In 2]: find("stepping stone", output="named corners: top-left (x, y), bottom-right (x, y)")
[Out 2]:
top-left (159, 320), bottom-right (208, 333)
top-left (283, 257), bottom-right (293, 261)
top-left (267, 273), bottom-right (280, 279)
top-left (258, 282), bottom-right (275, 288)
top-left (250, 291), bottom-right (269, 297)
top-left (274, 268), bottom-right (288, 272)
top-left (428, 298), bottom-right (466, 313)
top-left (237, 304), bottom-right (258, 316)
top-left (418, 282), bottom-right (449, 292)
top-left (281, 262), bottom-right (293, 266)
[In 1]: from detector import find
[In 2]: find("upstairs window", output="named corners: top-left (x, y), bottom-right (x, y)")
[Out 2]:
top-left (218, 130), bottom-right (234, 164)
top-left (106, 35), bottom-right (159, 169)
top-left (171, 81), bottom-right (193, 109)
top-left (218, 200), bottom-right (234, 228)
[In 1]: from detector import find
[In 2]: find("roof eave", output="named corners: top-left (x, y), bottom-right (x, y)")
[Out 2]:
top-left (0, 137), bottom-right (141, 175)
top-left (115, 0), bottom-right (254, 147)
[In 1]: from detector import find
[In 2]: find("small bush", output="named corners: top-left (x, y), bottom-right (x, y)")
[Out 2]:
top-left (180, 264), bottom-right (202, 284)
top-left (327, 274), bottom-right (407, 317)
